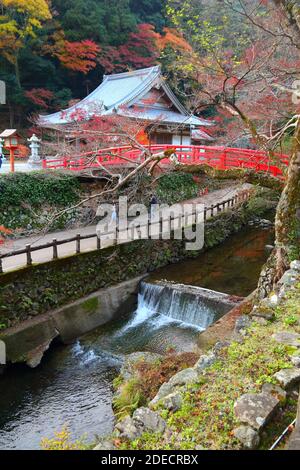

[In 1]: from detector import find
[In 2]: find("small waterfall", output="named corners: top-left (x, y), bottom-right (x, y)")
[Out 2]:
top-left (131, 281), bottom-right (235, 331)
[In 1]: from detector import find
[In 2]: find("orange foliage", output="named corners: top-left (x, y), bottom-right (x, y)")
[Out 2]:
top-left (156, 27), bottom-right (192, 52)
top-left (43, 31), bottom-right (100, 74)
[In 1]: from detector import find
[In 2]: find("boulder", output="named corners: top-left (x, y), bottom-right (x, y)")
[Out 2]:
top-left (114, 416), bottom-right (140, 440)
top-left (150, 367), bottom-right (200, 406)
top-left (132, 407), bottom-right (166, 434)
top-left (233, 425), bottom-right (260, 449)
top-left (272, 332), bottom-right (300, 349)
top-left (159, 391), bottom-right (183, 412)
top-left (194, 354), bottom-right (216, 372)
top-left (262, 383), bottom-right (286, 403)
top-left (274, 368), bottom-right (300, 389)
top-left (234, 392), bottom-right (280, 431)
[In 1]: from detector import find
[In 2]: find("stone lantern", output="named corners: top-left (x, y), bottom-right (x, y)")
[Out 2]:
top-left (27, 134), bottom-right (42, 169)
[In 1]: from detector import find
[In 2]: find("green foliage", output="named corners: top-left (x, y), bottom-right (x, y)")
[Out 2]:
top-left (0, 172), bottom-right (80, 230)
top-left (113, 378), bottom-right (146, 420)
top-left (0, 172), bottom-right (80, 209)
top-left (157, 172), bottom-right (198, 205)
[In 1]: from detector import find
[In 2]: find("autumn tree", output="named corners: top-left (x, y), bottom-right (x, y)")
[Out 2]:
top-left (0, 0), bottom-right (52, 87)
top-left (166, 0), bottom-right (300, 286)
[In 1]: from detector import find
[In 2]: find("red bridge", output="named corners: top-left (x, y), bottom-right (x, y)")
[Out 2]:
top-left (42, 144), bottom-right (289, 178)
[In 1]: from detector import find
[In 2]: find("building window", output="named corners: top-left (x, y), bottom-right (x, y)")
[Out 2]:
top-left (152, 133), bottom-right (173, 145)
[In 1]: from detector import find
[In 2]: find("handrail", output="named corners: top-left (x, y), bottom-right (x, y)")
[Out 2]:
top-left (42, 144), bottom-right (289, 179)
top-left (0, 189), bottom-right (252, 273)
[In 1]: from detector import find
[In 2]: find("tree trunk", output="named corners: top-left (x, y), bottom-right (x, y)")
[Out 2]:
top-left (275, 118), bottom-right (300, 259)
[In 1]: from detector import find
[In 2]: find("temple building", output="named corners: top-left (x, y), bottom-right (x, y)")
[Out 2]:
top-left (38, 66), bottom-right (213, 145)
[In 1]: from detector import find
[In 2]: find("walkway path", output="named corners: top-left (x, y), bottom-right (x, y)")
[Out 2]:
top-left (0, 184), bottom-right (251, 273)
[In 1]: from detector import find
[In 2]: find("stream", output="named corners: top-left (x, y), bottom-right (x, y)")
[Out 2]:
top-left (0, 226), bottom-right (274, 450)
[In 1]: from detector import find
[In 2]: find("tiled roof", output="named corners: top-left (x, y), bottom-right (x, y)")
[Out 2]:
top-left (38, 66), bottom-right (212, 129)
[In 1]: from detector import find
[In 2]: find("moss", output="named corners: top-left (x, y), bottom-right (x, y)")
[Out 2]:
top-left (82, 297), bottom-right (99, 313)
top-left (121, 284), bottom-right (300, 450)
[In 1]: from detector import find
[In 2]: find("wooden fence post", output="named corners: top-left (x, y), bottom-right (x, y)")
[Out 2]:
top-left (53, 239), bottom-right (58, 260)
top-left (26, 244), bottom-right (32, 266)
top-left (76, 234), bottom-right (81, 254)
top-left (0, 258), bottom-right (3, 274)
top-left (97, 236), bottom-right (101, 250)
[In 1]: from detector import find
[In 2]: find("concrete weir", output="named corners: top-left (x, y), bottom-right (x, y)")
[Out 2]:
top-left (1, 276), bottom-right (144, 368)
top-left (140, 281), bottom-right (243, 330)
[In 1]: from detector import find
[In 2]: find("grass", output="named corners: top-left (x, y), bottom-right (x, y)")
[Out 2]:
top-left (119, 281), bottom-right (300, 450)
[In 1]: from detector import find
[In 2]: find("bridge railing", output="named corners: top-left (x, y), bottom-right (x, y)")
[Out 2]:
top-left (42, 144), bottom-right (289, 178)
top-left (0, 189), bottom-right (252, 273)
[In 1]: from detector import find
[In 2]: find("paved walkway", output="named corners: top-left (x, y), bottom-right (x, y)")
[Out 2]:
top-left (0, 160), bottom-right (32, 174)
top-left (0, 184), bottom-right (251, 273)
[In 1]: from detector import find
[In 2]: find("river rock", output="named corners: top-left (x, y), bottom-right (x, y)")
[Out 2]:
top-left (194, 353), bottom-right (216, 372)
top-left (132, 407), bottom-right (166, 434)
top-left (159, 391), bottom-right (183, 412)
top-left (274, 368), bottom-right (300, 389)
top-left (114, 416), bottom-right (141, 440)
top-left (120, 352), bottom-right (163, 381)
top-left (233, 425), bottom-right (260, 449)
top-left (234, 392), bottom-right (280, 431)
top-left (272, 332), bottom-right (300, 348)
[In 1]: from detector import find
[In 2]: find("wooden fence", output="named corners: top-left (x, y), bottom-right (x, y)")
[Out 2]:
top-left (0, 189), bottom-right (252, 273)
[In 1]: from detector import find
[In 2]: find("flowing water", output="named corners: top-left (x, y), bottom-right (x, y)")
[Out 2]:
top-left (0, 226), bottom-right (273, 450)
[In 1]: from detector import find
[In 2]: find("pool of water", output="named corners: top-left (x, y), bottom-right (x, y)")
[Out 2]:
top-left (0, 225), bottom-right (274, 450)
top-left (149, 226), bottom-right (274, 297)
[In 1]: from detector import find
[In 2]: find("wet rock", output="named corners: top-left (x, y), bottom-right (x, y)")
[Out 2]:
top-left (272, 332), bottom-right (300, 348)
top-left (159, 392), bottom-right (183, 412)
top-left (115, 416), bottom-right (140, 440)
top-left (233, 425), bottom-right (260, 449)
top-left (274, 368), bottom-right (300, 389)
top-left (235, 315), bottom-right (252, 334)
top-left (194, 353), bottom-right (216, 372)
top-left (132, 407), bottom-right (166, 434)
top-left (120, 352), bottom-right (162, 381)
top-left (262, 383), bottom-right (286, 403)
top-left (234, 392), bottom-right (280, 431)
top-left (290, 260), bottom-right (300, 272)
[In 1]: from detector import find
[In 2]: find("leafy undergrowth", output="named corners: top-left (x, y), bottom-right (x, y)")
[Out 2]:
top-left (113, 352), bottom-right (198, 420)
top-left (121, 283), bottom-right (300, 450)
top-left (41, 425), bottom-right (92, 450)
